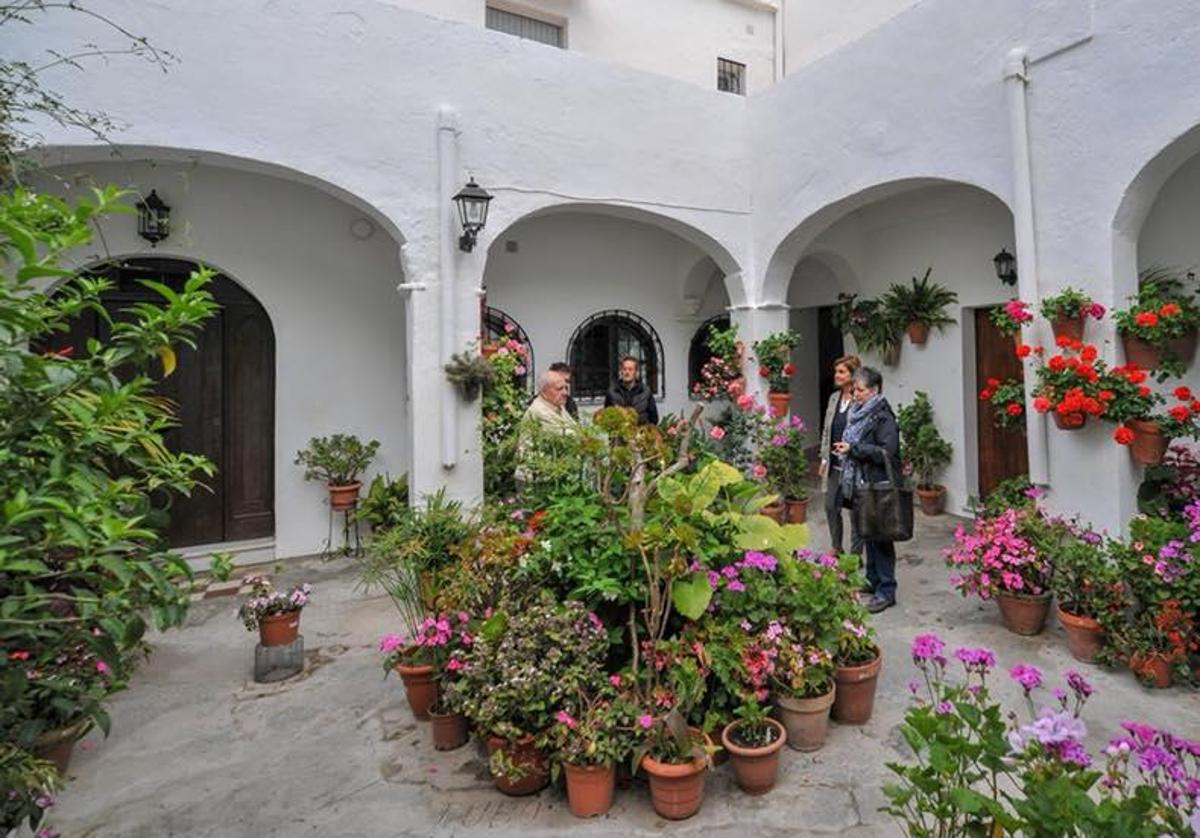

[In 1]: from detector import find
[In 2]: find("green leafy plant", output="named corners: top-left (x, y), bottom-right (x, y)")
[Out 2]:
top-left (541, 686), bottom-right (641, 773)
top-left (444, 348), bottom-right (496, 401)
top-left (207, 551), bottom-right (236, 583)
top-left (897, 391), bottom-right (953, 489)
top-left (480, 334), bottom-right (531, 500)
top-left (752, 330), bottom-right (800, 393)
top-left (836, 293), bottom-right (904, 361)
top-left (1040, 287), bottom-right (1105, 322)
top-left (978, 376), bottom-right (1026, 429)
top-left (354, 473), bottom-right (410, 531)
top-left (295, 434), bottom-right (379, 486)
top-left (754, 413), bottom-right (808, 501)
top-left (882, 268), bottom-right (958, 333)
top-left (0, 744), bottom-right (61, 834)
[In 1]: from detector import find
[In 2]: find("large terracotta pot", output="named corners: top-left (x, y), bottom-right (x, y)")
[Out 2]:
top-left (641, 749), bottom-right (707, 820)
top-left (258, 611), bottom-right (300, 647)
top-left (485, 734), bottom-right (550, 796)
top-left (393, 659), bottom-right (437, 720)
top-left (1121, 333), bottom-right (1162, 370)
top-left (916, 485), bottom-right (946, 516)
top-left (33, 718), bottom-right (91, 774)
top-left (1056, 607), bottom-right (1104, 664)
top-left (721, 718), bottom-right (786, 796)
top-left (563, 762), bottom-right (615, 818)
top-left (429, 707), bottom-right (469, 751)
top-left (775, 686), bottom-right (835, 752)
top-left (328, 481), bottom-right (362, 511)
top-left (1050, 314), bottom-right (1085, 344)
top-left (1052, 411), bottom-right (1087, 431)
top-left (995, 590), bottom-right (1051, 636)
top-left (767, 390), bottom-right (791, 418)
top-left (1128, 419), bottom-right (1170, 466)
top-left (906, 321), bottom-right (928, 345)
top-left (785, 497), bottom-right (808, 524)
top-left (1129, 653), bottom-right (1173, 689)
top-left (1165, 326), bottom-right (1198, 369)
top-left (760, 500), bottom-right (786, 524)
top-left (833, 647), bottom-right (883, 724)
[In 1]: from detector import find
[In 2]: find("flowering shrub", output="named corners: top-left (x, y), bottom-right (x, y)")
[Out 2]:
top-left (945, 507), bottom-right (1051, 598)
top-left (1048, 522), bottom-right (1116, 619)
top-left (236, 577), bottom-right (312, 631)
top-left (989, 298), bottom-right (1033, 335)
top-left (752, 330), bottom-right (800, 393)
top-left (378, 611), bottom-right (474, 671)
top-left (772, 631), bottom-right (834, 699)
top-left (540, 686), bottom-right (641, 770)
top-left (692, 322), bottom-right (743, 401)
top-left (1, 744), bottom-right (60, 835)
top-left (705, 397), bottom-right (769, 477)
top-left (978, 376), bottom-right (1026, 429)
top-left (754, 414), bottom-right (808, 500)
top-left (1031, 338), bottom-right (1105, 426)
top-left (1113, 273), bottom-right (1200, 347)
top-left (480, 334), bottom-right (531, 499)
top-left (1040, 287), bottom-right (1105, 322)
top-left (1107, 374), bottom-right (1200, 446)
top-left (1139, 444), bottom-right (1200, 517)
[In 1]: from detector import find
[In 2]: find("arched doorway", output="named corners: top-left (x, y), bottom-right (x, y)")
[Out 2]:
top-left (55, 257), bottom-right (275, 548)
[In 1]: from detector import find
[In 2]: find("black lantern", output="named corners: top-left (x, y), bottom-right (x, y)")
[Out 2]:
top-left (136, 190), bottom-right (171, 247)
top-left (452, 178), bottom-right (492, 252)
top-left (993, 247), bottom-right (1017, 286)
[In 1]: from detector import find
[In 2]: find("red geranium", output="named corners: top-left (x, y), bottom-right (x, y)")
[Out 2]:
top-left (1169, 405), bottom-right (1190, 422)
top-left (782, 362), bottom-right (795, 375)
top-left (1016, 343), bottom-right (1032, 358)
top-left (757, 365), bottom-right (770, 378)
top-left (1174, 386), bottom-right (1193, 401)
top-left (1033, 396), bottom-right (1051, 413)
top-left (1160, 302), bottom-right (1182, 317)
top-left (1113, 425), bottom-right (1135, 445)
top-left (1135, 311), bottom-right (1159, 327)
top-left (1006, 403), bottom-right (1023, 416)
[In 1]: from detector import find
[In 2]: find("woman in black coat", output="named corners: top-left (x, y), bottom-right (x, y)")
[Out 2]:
top-left (832, 366), bottom-right (902, 613)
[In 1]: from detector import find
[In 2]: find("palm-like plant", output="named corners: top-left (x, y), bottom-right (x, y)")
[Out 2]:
top-left (883, 268), bottom-right (959, 344)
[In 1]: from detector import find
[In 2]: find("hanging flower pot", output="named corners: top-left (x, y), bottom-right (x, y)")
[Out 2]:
top-left (1127, 418), bottom-right (1169, 466)
top-left (1052, 411), bottom-right (1087, 431)
top-left (1050, 315), bottom-right (1085, 344)
top-left (33, 718), bottom-right (91, 775)
top-left (1056, 607), bottom-right (1104, 664)
top-left (328, 481), bottom-right (362, 511)
top-left (767, 391), bottom-right (790, 418)
top-left (641, 749), bottom-right (707, 820)
top-left (721, 717), bottom-right (786, 796)
top-left (774, 686), bottom-right (835, 752)
top-left (429, 705), bottom-right (469, 751)
top-left (784, 497), bottom-right (808, 523)
top-left (833, 647), bottom-right (883, 724)
top-left (1129, 652), bottom-right (1173, 689)
top-left (563, 762), bottom-right (616, 818)
top-left (995, 590), bottom-right (1051, 636)
top-left (485, 734), bottom-right (550, 796)
top-left (916, 485), bottom-right (946, 516)
top-left (1165, 326), bottom-right (1198, 369)
top-left (906, 321), bottom-right (928, 345)
top-left (258, 611), bottom-right (300, 647)
top-left (393, 658), bottom-right (437, 720)
top-left (881, 341), bottom-right (902, 367)
top-left (1120, 333), bottom-right (1163, 370)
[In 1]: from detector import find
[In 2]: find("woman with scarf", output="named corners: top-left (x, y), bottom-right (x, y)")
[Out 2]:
top-left (832, 366), bottom-right (901, 614)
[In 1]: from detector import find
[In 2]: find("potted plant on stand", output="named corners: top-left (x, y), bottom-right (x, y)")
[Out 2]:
top-left (237, 576), bottom-right (312, 647)
top-left (882, 268), bottom-right (958, 346)
top-left (989, 298), bottom-right (1034, 348)
top-left (752, 329), bottom-right (801, 418)
top-left (296, 433), bottom-right (381, 511)
top-left (897, 391), bottom-right (954, 515)
top-left (755, 413), bottom-right (809, 523)
top-left (1039, 287), bottom-right (1105, 343)
top-left (1112, 270), bottom-right (1200, 374)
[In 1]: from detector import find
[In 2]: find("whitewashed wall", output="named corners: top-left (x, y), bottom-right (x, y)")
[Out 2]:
top-left (782, 0), bottom-right (919, 71)
top-left (32, 161), bottom-right (411, 560)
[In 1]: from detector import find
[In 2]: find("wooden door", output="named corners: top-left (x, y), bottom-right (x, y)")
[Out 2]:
top-left (975, 307), bottom-right (1028, 497)
top-left (49, 259), bottom-right (275, 547)
top-left (816, 306), bottom-right (845, 430)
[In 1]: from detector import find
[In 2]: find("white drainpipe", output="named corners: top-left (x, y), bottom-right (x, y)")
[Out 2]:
top-left (438, 105), bottom-right (459, 469)
top-left (1004, 48), bottom-right (1049, 486)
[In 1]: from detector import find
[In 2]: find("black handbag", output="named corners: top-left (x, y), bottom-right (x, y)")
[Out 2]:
top-left (854, 453), bottom-right (914, 542)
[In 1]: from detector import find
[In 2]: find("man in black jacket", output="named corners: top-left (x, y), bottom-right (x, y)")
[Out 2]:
top-left (604, 355), bottom-right (658, 425)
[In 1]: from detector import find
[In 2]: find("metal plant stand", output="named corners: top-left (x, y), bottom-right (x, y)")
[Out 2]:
top-left (322, 505), bottom-right (362, 559)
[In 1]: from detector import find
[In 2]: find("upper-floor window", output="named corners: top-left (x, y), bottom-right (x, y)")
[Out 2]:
top-left (486, 6), bottom-right (564, 48)
top-left (717, 58), bottom-right (746, 95)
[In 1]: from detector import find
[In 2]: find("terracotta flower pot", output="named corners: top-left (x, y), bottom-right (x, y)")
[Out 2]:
top-left (1050, 314), bottom-right (1085, 344)
top-left (1127, 418), bottom-right (1170, 466)
top-left (328, 481), bottom-right (362, 511)
top-left (641, 749), bottom-right (707, 820)
top-left (761, 500), bottom-right (786, 524)
top-left (33, 718), bottom-right (91, 775)
top-left (711, 719), bottom-right (731, 766)
top-left (258, 611), bottom-right (300, 647)
top-left (916, 485), bottom-right (946, 516)
top-left (1129, 653), bottom-right (1173, 689)
top-left (485, 735), bottom-right (550, 796)
top-left (833, 647), bottom-right (883, 724)
top-left (429, 707), bottom-right (469, 751)
top-left (768, 390), bottom-right (791, 418)
top-left (1121, 333), bottom-right (1162, 370)
top-left (1056, 607), bottom-right (1104, 664)
top-left (785, 497), bottom-right (808, 524)
top-left (906, 322), bottom-right (928, 345)
top-left (393, 659), bottom-right (437, 720)
top-left (1051, 411), bottom-right (1087, 430)
top-left (563, 762), bottom-right (615, 818)
top-left (995, 590), bottom-right (1051, 636)
top-left (721, 717), bottom-right (786, 796)
top-left (1165, 326), bottom-right (1198, 369)
top-left (775, 686), bottom-right (835, 752)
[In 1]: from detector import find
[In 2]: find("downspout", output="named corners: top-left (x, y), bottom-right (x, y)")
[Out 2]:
top-left (437, 105), bottom-right (459, 469)
top-left (1004, 48), bottom-right (1049, 486)
top-left (774, 0), bottom-right (786, 82)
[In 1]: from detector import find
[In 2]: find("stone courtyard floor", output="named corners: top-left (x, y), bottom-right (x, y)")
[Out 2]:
top-left (47, 505), bottom-right (1200, 838)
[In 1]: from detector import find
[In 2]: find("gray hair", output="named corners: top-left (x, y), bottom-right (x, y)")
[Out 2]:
top-left (853, 365), bottom-right (883, 392)
top-left (538, 368), bottom-right (566, 393)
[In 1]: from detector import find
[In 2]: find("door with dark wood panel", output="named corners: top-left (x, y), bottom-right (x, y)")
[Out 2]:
top-left (816, 306), bottom-right (846, 431)
top-left (48, 258), bottom-right (275, 547)
top-left (975, 307), bottom-right (1029, 497)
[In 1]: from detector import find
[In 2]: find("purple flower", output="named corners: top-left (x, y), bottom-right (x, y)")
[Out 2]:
top-left (1065, 670), bottom-right (1094, 698)
top-left (907, 679), bottom-right (919, 694)
top-left (911, 633), bottom-right (945, 662)
top-left (1008, 663), bottom-right (1042, 691)
top-left (721, 564), bottom-right (740, 579)
top-left (727, 579), bottom-right (746, 592)
top-left (935, 701), bottom-right (952, 715)
top-left (739, 550), bottom-right (778, 572)
top-left (954, 647), bottom-right (997, 671)
top-left (1009, 707), bottom-right (1089, 761)
top-left (706, 570), bottom-right (721, 589)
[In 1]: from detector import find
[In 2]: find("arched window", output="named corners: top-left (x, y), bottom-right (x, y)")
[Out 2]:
top-left (687, 314), bottom-right (731, 398)
top-left (567, 310), bottom-right (664, 400)
top-left (482, 306), bottom-right (534, 391)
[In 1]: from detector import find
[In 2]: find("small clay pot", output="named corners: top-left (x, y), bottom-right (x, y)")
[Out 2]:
top-left (775, 686), bottom-right (835, 752)
top-left (1129, 653), bottom-right (1173, 689)
top-left (1056, 607), bottom-right (1104, 664)
top-left (767, 391), bottom-right (791, 418)
top-left (906, 322), bottom-right (929, 345)
top-left (833, 647), bottom-right (883, 724)
top-left (916, 485), bottom-right (946, 516)
top-left (563, 762), bottom-right (616, 818)
top-left (641, 746), bottom-right (707, 820)
top-left (1052, 411), bottom-right (1087, 430)
top-left (761, 500), bottom-right (786, 524)
top-left (485, 735), bottom-right (550, 796)
top-left (393, 659), bottom-right (437, 720)
top-left (995, 590), bottom-right (1051, 636)
top-left (1121, 333), bottom-right (1162, 370)
top-left (33, 718), bottom-right (91, 774)
top-left (328, 481), bottom-right (362, 511)
top-left (429, 707), bottom-right (469, 751)
top-left (1127, 419), bottom-right (1169, 466)
top-left (258, 611), bottom-right (300, 647)
top-left (784, 497), bottom-right (808, 524)
top-left (721, 718), bottom-right (786, 796)
top-left (1050, 315), bottom-right (1085, 344)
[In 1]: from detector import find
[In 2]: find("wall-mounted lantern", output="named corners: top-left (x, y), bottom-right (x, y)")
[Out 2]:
top-left (452, 178), bottom-right (492, 252)
top-left (993, 247), bottom-right (1017, 286)
top-left (136, 190), bottom-right (171, 247)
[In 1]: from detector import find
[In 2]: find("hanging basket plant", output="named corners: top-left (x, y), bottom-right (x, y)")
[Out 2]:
top-left (881, 268), bottom-right (958, 346)
top-left (989, 298), bottom-right (1034, 342)
top-left (1030, 338), bottom-right (1105, 430)
top-left (752, 329), bottom-right (800, 395)
top-left (1039, 287), bottom-right (1105, 343)
top-left (978, 376), bottom-right (1026, 430)
top-left (835, 292), bottom-right (903, 364)
top-left (444, 349), bottom-right (496, 402)
top-left (1112, 269), bottom-right (1200, 378)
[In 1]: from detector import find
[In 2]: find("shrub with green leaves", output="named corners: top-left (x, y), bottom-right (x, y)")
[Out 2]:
top-left (897, 391), bottom-right (954, 488)
top-left (295, 434), bottom-right (379, 486)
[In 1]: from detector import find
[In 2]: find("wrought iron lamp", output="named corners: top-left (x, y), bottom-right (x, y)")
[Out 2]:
top-left (136, 190), bottom-right (171, 247)
top-left (993, 247), bottom-right (1017, 286)
top-left (452, 178), bottom-right (492, 252)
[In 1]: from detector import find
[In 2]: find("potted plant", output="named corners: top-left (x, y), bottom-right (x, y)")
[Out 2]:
top-left (832, 597), bottom-right (882, 724)
top-left (946, 507), bottom-right (1052, 635)
top-left (1112, 270), bottom-right (1200, 374)
top-left (771, 636), bottom-right (835, 752)
top-left (1039, 287), bottom-right (1105, 343)
top-left (989, 298), bottom-right (1034, 347)
top-left (444, 347), bottom-right (496, 401)
top-left (838, 293), bottom-right (904, 366)
top-left (1030, 338), bottom-right (1105, 430)
top-left (752, 330), bottom-right (801, 417)
top-left (897, 391), bottom-right (954, 515)
top-left (295, 434), bottom-right (381, 511)
top-left (882, 268), bottom-right (959, 345)
top-left (755, 413), bottom-right (809, 522)
top-left (379, 610), bottom-right (474, 726)
top-left (693, 322), bottom-right (745, 402)
top-left (978, 376), bottom-right (1027, 431)
top-left (637, 710), bottom-right (712, 820)
top-left (720, 698), bottom-right (786, 796)
top-left (237, 576), bottom-right (312, 647)
top-left (1048, 527), bottom-right (1113, 663)
top-left (543, 688), bottom-right (637, 818)
top-left (354, 472), bottom-right (410, 532)
top-left (1108, 377), bottom-right (1200, 466)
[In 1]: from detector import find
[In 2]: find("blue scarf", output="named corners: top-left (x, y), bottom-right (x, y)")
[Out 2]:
top-left (839, 393), bottom-right (888, 498)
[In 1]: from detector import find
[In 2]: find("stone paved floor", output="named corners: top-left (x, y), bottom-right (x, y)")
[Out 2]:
top-left (45, 503), bottom-right (1200, 837)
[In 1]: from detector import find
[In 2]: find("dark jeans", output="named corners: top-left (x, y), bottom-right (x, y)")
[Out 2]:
top-left (865, 539), bottom-right (897, 600)
top-left (824, 468), bottom-right (863, 557)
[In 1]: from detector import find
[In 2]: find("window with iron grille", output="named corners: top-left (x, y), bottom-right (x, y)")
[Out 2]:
top-left (486, 6), bottom-right (564, 48)
top-left (482, 306), bottom-right (534, 393)
top-left (567, 310), bottom-right (664, 400)
top-left (717, 58), bottom-right (746, 95)
top-left (688, 314), bottom-right (731, 398)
